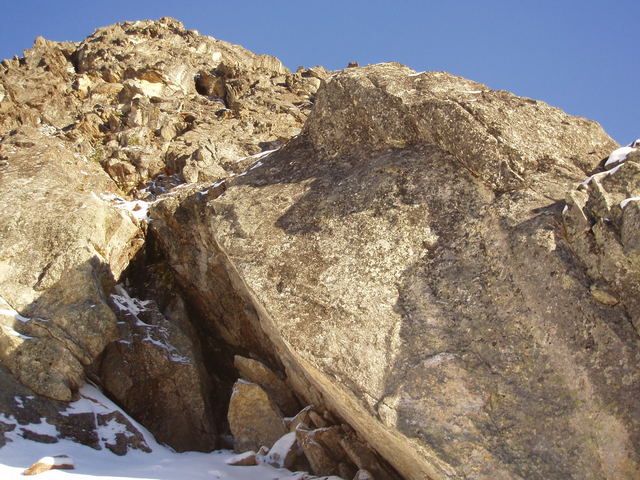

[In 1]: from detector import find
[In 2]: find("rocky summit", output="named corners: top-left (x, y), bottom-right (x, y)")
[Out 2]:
top-left (0, 17), bottom-right (638, 480)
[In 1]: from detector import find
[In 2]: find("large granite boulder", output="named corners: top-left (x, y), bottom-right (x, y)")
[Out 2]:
top-left (152, 64), bottom-right (639, 479)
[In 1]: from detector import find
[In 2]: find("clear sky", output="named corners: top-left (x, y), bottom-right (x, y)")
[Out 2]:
top-left (1, 0), bottom-right (637, 144)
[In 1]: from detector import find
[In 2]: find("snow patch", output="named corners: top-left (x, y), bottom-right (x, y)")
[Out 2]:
top-left (225, 451), bottom-right (256, 465)
top-left (38, 124), bottom-right (57, 137)
top-left (110, 285), bottom-right (152, 317)
top-left (582, 164), bottom-right (623, 185)
top-left (0, 383), bottom-right (316, 480)
top-left (605, 146), bottom-right (637, 168)
top-left (234, 148), bottom-right (280, 164)
top-left (99, 193), bottom-right (151, 222)
top-left (0, 296), bottom-right (31, 323)
top-left (21, 419), bottom-right (59, 438)
top-left (265, 432), bottom-right (297, 468)
top-left (620, 197), bottom-right (640, 209)
top-left (0, 324), bottom-right (32, 340)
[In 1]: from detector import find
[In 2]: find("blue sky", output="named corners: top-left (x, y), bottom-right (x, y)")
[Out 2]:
top-left (1, 1), bottom-right (637, 144)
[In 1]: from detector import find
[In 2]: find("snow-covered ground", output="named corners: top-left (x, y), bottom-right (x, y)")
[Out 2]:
top-left (0, 385), bottom-right (312, 480)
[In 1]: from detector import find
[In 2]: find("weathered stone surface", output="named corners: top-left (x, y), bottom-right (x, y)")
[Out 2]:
top-left (3, 16), bottom-right (639, 480)
top-left (296, 424), bottom-right (339, 476)
top-left (0, 17), bottom-right (313, 452)
top-left (234, 355), bottom-right (299, 415)
top-left (98, 285), bottom-right (216, 452)
top-left (338, 432), bottom-right (396, 480)
top-left (227, 380), bottom-right (287, 453)
top-left (1, 18), bottom-right (317, 194)
top-left (154, 63), bottom-right (639, 480)
top-left (285, 405), bottom-right (313, 432)
top-left (563, 148), bottom-right (640, 333)
top-left (0, 129), bottom-right (144, 401)
top-left (304, 63), bottom-right (615, 192)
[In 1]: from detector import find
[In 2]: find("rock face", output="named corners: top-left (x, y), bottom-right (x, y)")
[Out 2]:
top-left (152, 63), bottom-right (639, 480)
top-left (0, 18), bottom-right (323, 194)
top-left (234, 355), bottom-right (300, 416)
top-left (1, 17), bottom-right (639, 480)
top-left (0, 127), bottom-right (144, 402)
top-left (98, 285), bottom-right (216, 451)
top-left (0, 17), bottom-right (314, 455)
top-left (563, 147), bottom-right (640, 333)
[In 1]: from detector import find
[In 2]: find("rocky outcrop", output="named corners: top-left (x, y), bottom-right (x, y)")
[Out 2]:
top-left (0, 127), bottom-right (144, 402)
top-left (304, 63), bottom-right (613, 192)
top-left (1, 17), bottom-right (322, 194)
top-left (152, 63), bottom-right (639, 480)
top-left (97, 285), bottom-right (216, 451)
top-left (0, 17), bottom-right (313, 456)
top-left (1, 17), bottom-right (639, 480)
top-left (563, 145), bottom-right (640, 333)
top-left (234, 355), bottom-right (300, 416)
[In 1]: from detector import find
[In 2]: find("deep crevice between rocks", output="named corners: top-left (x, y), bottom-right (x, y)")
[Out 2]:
top-left (88, 218), bottom-right (403, 478)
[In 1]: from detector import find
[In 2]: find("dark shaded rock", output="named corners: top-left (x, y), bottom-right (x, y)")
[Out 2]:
top-left (98, 285), bottom-right (216, 452)
top-left (0, 366), bottom-right (150, 454)
top-left (296, 424), bottom-right (339, 476)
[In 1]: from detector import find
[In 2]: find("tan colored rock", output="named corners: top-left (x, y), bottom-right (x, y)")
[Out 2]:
top-left (153, 63), bottom-right (638, 480)
top-left (304, 64), bottom-right (615, 192)
top-left (234, 355), bottom-right (299, 415)
top-left (228, 380), bottom-right (287, 452)
top-left (339, 435), bottom-right (395, 480)
top-left (23, 454), bottom-right (74, 475)
top-left (308, 410), bottom-right (329, 428)
top-left (314, 426), bottom-right (347, 462)
top-left (0, 130), bottom-right (143, 401)
top-left (589, 284), bottom-right (619, 306)
top-left (285, 405), bottom-right (312, 432)
top-left (225, 451), bottom-right (258, 466)
top-left (563, 149), bottom-right (640, 333)
top-left (296, 424), bottom-right (339, 476)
